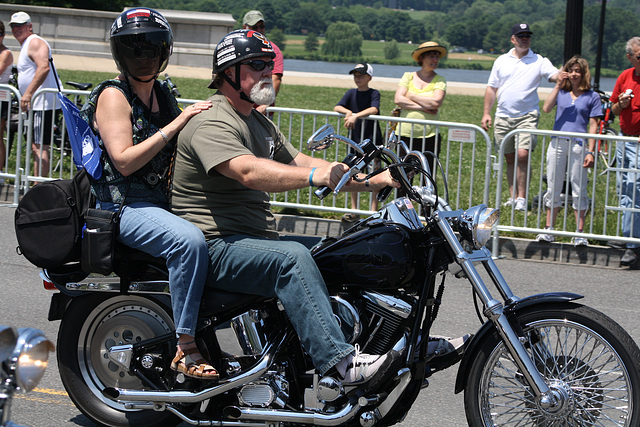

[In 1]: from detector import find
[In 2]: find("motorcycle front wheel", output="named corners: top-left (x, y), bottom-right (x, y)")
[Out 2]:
top-left (57, 294), bottom-right (181, 427)
top-left (464, 302), bottom-right (640, 426)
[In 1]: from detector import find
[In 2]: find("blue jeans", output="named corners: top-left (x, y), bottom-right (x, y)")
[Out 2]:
top-left (98, 201), bottom-right (209, 336)
top-left (205, 235), bottom-right (353, 375)
top-left (616, 140), bottom-right (640, 248)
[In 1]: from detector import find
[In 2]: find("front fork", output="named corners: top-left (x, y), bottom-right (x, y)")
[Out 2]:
top-left (435, 213), bottom-right (556, 407)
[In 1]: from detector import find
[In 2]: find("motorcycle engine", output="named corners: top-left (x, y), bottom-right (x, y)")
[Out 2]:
top-left (237, 368), bottom-right (289, 408)
top-left (332, 291), bottom-right (412, 355)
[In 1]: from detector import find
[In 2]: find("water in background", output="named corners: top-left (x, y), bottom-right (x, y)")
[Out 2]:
top-left (284, 59), bottom-right (617, 92)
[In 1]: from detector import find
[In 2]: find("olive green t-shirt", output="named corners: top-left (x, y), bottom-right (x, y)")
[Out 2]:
top-left (172, 92), bottom-right (299, 239)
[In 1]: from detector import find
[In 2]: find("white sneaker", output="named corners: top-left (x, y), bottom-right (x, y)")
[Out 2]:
top-left (536, 233), bottom-right (555, 243)
top-left (339, 345), bottom-right (397, 387)
top-left (502, 198), bottom-right (515, 206)
top-left (514, 197), bottom-right (526, 211)
top-left (572, 236), bottom-right (588, 247)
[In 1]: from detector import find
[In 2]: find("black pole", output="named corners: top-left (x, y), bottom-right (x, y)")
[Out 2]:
top-left (564, 0), bottom-right (583, 63)
top-left (593, 0), bottom-right (607, 91)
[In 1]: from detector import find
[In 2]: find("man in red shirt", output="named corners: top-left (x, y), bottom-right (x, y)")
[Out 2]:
top-left (611, 36), bottom-right (640, 268)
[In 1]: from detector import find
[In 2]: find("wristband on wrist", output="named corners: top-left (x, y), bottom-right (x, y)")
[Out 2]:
top-left (587, 151), bottom-right (595, 156)
top-left (158, 128), bottom-right (169, 144)
top-left (309, 168), bottom-right (317, 187)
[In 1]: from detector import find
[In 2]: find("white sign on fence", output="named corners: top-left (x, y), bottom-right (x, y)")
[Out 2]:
top-left (448, 128), bottom-right (476, 143)
top-left (0, 89), bottom-right (10, 103)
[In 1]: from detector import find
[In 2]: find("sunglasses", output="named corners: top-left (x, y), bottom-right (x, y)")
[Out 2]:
top-left (242, 59), bottom-right (274, 72)
top-left (0, 32), bottom-right (4, 36)
top-left (516, 34), bottom-right (532, 39)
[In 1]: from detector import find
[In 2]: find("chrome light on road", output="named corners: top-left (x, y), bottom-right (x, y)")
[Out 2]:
top-left (13, 328), bottom-right (55, 392)
top-left (459, 205), bottom-right (500, 249)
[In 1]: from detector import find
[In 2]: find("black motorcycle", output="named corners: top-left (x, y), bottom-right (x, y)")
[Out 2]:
top-left (40, 124), bottom-right (640, 426)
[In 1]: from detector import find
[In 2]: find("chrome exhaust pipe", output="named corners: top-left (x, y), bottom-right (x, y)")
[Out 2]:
top-left (103, 333), bottom-right (285, 404)
top-left (224, 401), bottom-right (361, 426)
top-left (224, 368), bottom-right (412, 426)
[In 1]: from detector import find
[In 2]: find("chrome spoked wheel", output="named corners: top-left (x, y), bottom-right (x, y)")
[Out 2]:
top-left (465, 303), bottom-right (640, 426)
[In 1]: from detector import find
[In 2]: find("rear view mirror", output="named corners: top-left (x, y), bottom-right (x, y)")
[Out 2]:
top-left (307, 124), bottom-right (335, 151)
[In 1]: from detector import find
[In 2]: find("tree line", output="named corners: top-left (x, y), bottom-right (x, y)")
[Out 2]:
top-left (19, 0), bottom-right (640, 70)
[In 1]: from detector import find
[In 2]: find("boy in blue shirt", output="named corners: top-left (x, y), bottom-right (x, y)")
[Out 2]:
top-left (334, 63), bottom-right (383, 221)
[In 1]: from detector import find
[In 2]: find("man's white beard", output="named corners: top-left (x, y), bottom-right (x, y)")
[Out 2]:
top-left (250, 78), bottom-right (276, 105)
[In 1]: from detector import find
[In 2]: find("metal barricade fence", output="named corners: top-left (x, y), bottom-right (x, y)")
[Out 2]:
top-left (492, 128), bottom-right (638, 257)
top-left (16, 90), bottom-right (634, 254)
top-left (268, 106), bottom-right (494, 217)
top-left (0, 84), bottom-right (25, 206)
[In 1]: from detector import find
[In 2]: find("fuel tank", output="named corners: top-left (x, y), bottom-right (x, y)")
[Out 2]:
top-left (312, 220), bottom-right (417, 289)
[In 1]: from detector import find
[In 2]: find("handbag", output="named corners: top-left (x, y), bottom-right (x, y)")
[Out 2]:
top-left (80, 208), bottom-right (120, 275)
top-left (80, 183), bottom-right (130, 275)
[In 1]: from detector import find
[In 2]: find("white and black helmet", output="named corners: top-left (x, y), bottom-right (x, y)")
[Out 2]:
top-left (209, 29), bottom-right (275, 93)
top-left (110, 8), bottom-right (173, 81)
top-left (212, 29), bottom-right (275, 74)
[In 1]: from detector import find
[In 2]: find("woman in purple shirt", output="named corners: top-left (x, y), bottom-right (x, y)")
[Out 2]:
top-left (537, 55), bottom-right (602, 246)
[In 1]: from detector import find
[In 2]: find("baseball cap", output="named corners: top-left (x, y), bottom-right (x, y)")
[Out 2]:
top-left (349, 63), bottom-right (373, 77)
top-left (511, 23), bottom-right (532, 36)
top-left (10, 11), bottom-right (31, 25)
top-left (243, 10), bottom-right (265, 27)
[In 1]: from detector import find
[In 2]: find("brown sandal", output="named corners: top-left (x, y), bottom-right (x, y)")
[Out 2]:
top-left (171, 347), bottom-right (220, 380)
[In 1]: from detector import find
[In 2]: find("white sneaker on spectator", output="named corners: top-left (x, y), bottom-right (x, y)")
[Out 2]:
top-left (514, 197), bottom-right (526, 211)
top-left (536, 233), bottom-right (555, 243)
top-left (572, 236), bottom-right (588, 247)
top-left (502, 198), bottom-right (514, 206)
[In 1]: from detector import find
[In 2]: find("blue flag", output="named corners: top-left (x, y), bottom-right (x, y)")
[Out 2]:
top-left (57, 93), bottom-right (102, 180)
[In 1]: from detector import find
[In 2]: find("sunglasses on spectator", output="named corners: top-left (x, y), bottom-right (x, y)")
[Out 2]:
top-left (0, 32), bottom-right (4, 36)
top-left (242, 60), bottom-right (274, 72)
top-left (516, 34), bottom-right (532, 39)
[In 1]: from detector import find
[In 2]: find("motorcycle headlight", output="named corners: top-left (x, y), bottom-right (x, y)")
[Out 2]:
top-left (13, 327), bottom-right (55, 392)
top-left (458, 205), bottom-right (500, 250)
top-left (0, 325), bottom-right (18, 365)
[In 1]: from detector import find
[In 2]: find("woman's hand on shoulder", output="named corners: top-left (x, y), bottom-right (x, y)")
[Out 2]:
top-left (174, 101), bottom-right (212, 130)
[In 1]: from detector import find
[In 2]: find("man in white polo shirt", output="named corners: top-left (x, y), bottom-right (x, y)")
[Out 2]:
top-left (481, 23), bottom-right (559, 211)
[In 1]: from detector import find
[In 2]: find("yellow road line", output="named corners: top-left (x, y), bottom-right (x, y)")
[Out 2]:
top-left (14, 395), bottom-right (75, 407)
top-left (32, 387), bottom-right (69, 396)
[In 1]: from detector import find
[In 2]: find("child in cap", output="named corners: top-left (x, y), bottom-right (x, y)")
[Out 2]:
top-left (334, 63), bottom-right (383, 222)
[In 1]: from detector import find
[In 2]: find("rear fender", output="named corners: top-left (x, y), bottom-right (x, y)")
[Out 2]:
top-left (454, 292), bottom-right (583, 394)
top-left (47, 292), bottom-right (172, 321)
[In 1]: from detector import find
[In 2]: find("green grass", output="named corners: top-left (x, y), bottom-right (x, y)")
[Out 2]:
top-left (52, 69), bottom-right (615, 242)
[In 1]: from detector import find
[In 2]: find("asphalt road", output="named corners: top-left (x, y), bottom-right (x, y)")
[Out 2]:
top-left (1, 203), bottom-right (639, 427)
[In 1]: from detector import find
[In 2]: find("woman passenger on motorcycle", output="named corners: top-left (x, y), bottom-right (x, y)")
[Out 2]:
top-left (81, 8), bottom-right (217, 380)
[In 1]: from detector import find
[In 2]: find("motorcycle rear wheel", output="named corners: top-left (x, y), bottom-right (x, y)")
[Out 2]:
top-left (464, 302), bottom-right (640, 426)
top-left (57, 294), bottom-right (181, 427)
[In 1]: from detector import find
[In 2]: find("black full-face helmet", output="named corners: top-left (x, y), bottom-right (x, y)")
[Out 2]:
top-left (110, 8), bottom-right (173, 81)
top-left (209, 29), bottom-right (275, 94)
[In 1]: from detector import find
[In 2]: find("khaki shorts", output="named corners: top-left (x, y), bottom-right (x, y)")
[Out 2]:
top-left (493, 110), bottom-right (539, 155)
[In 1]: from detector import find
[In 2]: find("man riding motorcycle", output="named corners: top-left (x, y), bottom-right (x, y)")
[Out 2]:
top-left (171, 29), bottom-right (400, 388)
top-left (171, 29), bottom-right (468, 387)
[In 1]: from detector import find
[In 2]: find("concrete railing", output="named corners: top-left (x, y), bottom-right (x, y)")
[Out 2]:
top-left (0, 4), bottom-right (235, 69)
